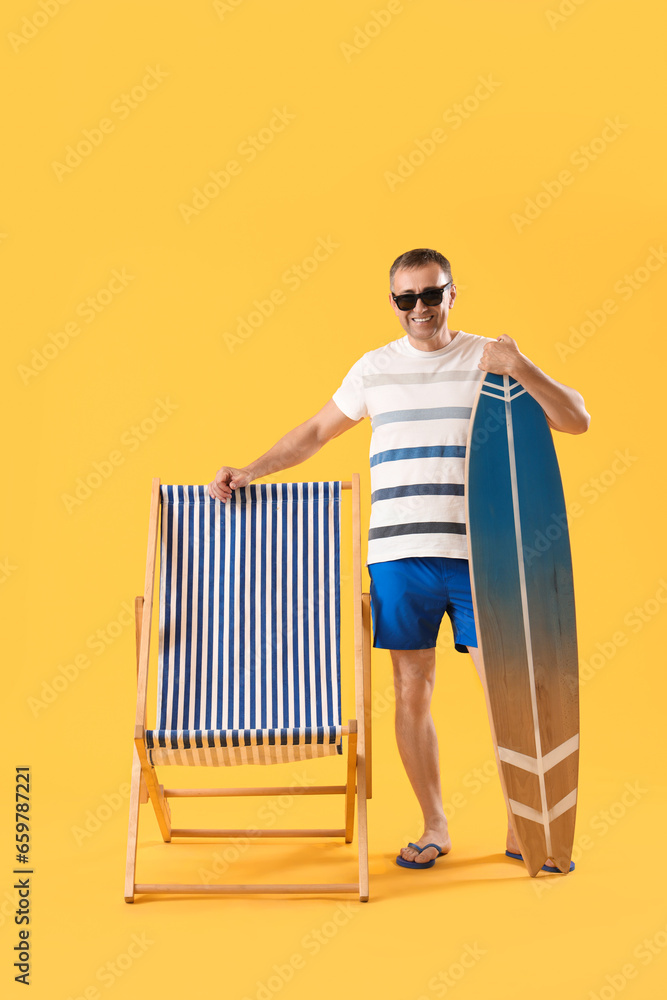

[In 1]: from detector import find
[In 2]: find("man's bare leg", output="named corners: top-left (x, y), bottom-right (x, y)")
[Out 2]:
top-left (466, 642), bottom-right (558, 866)
top-left (392, 647), bottom-right (452, 865)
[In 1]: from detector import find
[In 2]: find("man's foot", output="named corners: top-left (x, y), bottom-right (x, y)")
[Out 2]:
top-left (506, 827), bottom-right (559, 869)
top-left (399, 823), bottom-right (452, 865)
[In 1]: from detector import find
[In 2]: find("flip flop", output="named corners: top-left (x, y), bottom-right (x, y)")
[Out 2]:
top-left (396, 842), bottom-right (447, 869)
top-left (505, 850), bottom-right (575, 873)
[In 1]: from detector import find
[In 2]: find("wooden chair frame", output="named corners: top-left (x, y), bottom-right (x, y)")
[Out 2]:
top-left (125, 475), bottom-right (372, 902)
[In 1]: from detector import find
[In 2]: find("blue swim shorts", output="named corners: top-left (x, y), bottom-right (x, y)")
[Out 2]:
top-left (367, 556), bottom-right (478, 654)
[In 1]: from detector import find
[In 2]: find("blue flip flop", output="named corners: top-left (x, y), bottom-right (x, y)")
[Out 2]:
top-left (505, 850), bottom-right (575, 873)
top-left (396, 842), bottom-right (447, 869)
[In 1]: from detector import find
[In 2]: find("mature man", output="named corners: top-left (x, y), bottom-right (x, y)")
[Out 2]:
top-left (209, 248), bottom-right (590, 869)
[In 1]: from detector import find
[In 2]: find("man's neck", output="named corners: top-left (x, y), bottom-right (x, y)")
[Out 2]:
top-left (406, 327), bottom-right (459, 352)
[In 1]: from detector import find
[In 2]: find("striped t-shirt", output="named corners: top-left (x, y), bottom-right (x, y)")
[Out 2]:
top-left (332, 330), bottom-right (496, 565)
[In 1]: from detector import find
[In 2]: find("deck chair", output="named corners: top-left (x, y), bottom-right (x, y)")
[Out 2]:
top-left (125, 476), bottom-right (372, 901)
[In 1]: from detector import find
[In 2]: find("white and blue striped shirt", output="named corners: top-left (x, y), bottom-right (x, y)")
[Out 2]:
top-left (332, 331), bottom-right (496, 565)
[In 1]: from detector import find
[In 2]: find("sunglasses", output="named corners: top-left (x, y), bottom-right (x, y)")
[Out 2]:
top-left (391, 281), bottom-right (453, 311)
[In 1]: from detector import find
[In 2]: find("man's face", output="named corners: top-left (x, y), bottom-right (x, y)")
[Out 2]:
top-left (389, 264), bottom-right (456, 343)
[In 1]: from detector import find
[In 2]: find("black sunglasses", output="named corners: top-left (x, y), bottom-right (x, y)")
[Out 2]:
top-left (391, 281), bottom-right (453, 311)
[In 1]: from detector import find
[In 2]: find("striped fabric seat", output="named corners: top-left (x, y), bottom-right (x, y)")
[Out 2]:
top-left (145, 482), bottom-right (343, 766)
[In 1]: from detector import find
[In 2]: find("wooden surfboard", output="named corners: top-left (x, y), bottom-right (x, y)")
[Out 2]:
top-left (465, 371), bottom-right (579, 876)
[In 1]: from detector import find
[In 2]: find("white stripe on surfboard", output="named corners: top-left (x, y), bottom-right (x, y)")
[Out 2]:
top-left (509, 789), bottom-right (578, 827)
top-left (498, 734), bottom-right (579, 775)
top-left (480, 383), bottom-right (528, 402)
top-left (504, 374), bottom-right (553, 857)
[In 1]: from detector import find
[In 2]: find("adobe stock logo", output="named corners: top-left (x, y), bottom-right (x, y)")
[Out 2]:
top-left (71, 783), bottom-right (131, 846)
top-left (522, 448), bottom-right (638, 567)
top-left (17, 269), bottom-right (135, 385)
top-left (222, 236), bottom-right (339, 352)
top-left (0, 558), bottom-right (18, 586)
top-left (340, 1), bottom-right (407, 62)
top-left (213, 0), bottom-right (247, 18)
top-left (179, 107), bottom-right (296, 223)
top-left (384, 75), bottom-right (502, 192)
top-left (555, 246), bottom-right (667, 361)
top-left (51, 67), bottom-right (169, 181)
top-left (511, 117), bottom-right (629, 233)
top-left (60, 397), bottom-right (178, 513)
top-left (27, 600), bottom-right (136, 717)
top-left (8, 0), bottom-right (72, 53)
top-left (546, 0), bottom-right (590, 30)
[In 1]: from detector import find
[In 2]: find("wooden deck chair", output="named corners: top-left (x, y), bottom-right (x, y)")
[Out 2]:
top-left (125, 476), bottom-right (372, 901)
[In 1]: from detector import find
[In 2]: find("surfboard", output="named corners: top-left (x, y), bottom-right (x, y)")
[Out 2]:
top-left (465, 371), bottom-right (579, 876)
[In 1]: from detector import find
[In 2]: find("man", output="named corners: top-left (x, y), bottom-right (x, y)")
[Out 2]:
top-left (209, 247), bottom-right (590, 869)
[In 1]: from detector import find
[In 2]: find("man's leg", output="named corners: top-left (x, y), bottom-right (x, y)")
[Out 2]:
top-left (392, 647), bottom-right (452, 865)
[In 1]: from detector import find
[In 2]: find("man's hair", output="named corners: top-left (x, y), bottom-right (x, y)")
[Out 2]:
top-left (389, 248), bottom-right (453, 290)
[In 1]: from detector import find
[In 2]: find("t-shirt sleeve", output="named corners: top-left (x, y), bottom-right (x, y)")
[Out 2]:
top-left (331, 354), bottom-right (368, 421)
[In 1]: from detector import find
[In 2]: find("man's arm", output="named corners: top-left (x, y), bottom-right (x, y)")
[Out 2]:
top-left (209, 399), bottom-right (362, 502)
top-left (479, 334), bottom-right (590, 435)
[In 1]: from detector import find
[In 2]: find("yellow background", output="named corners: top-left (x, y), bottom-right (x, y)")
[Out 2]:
top-left (3, 1), bottom-right (666, 997)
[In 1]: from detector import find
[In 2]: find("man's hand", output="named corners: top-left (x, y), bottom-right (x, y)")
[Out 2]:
top-left (478, 333), bottom-right (590, 433)
top-left (478, 334), bottom-right (523, 376)
top-left (209, 466), bottom-right (253, 503)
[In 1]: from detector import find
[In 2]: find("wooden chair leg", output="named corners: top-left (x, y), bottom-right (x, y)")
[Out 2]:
top-left (133, 591), bottom-right (170, 841)
top-left (135, 739), bottom-right (172, 841)
top-left (124, 745), bottom-right (143, 902)
top-left (357, 748), bottom-right (370, 902)
top-left (361, 592), bottom-right (373, 800)
top-left (344, 722), bottom-right (358, 842)
top-left (133, 596), bottom-right (150, 808)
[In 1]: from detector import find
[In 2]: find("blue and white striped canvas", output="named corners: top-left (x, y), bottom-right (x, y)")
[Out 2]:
top-left (145, 482), bottom-right (343, 766)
